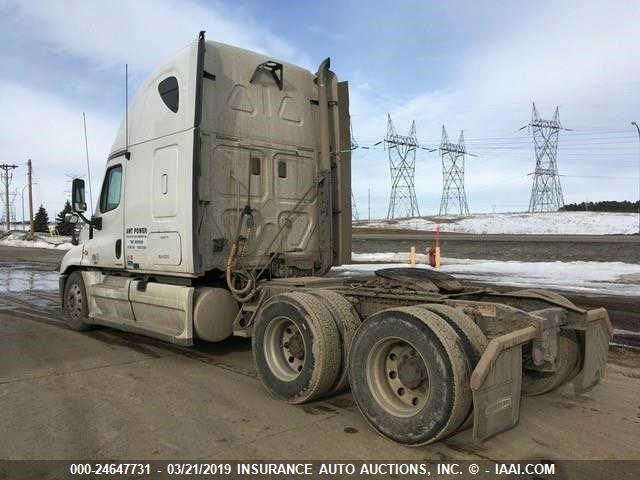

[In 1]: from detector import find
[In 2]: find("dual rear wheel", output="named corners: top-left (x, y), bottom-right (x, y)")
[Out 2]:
top-left (348, 305), bottom-right (485, 445)
top-left (253, 293), bottom-right (580, 445)
top-left (253, 296), bottom-right (487, 445)
top-left (252, 291), bottom-right (359, 404)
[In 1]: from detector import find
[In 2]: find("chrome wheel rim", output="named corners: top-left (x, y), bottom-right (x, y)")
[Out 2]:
top-left (366, 337), bottom-right (430, 417)
top-left (263, 316), bottom-right (305, 381)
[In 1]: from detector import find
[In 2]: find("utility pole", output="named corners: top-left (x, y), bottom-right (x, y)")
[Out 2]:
top-left (21, 184), bottom-right (28, 230)
top-left (27, 159), bottom-right (34, 235)
top-left (368, 187), bottom-right (371, 222)
top-left (1, 163), bottom-right (18, 231)
top-left (632, 121), bottom-right (640, 235)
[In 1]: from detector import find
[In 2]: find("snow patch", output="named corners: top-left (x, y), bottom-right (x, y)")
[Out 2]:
top-left (353, 252), bottom-right (429, 263)
top-left (360, 211), bottom-right (638, 235)
top-left (0, 232), bottom-right (72, 250)
top-left (339, 254), bottom-right (640, 297)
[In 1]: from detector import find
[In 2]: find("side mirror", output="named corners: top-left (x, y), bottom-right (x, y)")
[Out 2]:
top-left (72, 178), bottom-right (87, 213)
top-left (91, 215), bottom-right (102, 230)
top-left (64, 213), bottom-right (79, 224)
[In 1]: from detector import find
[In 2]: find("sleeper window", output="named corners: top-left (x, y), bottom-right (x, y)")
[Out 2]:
top-left (158, 76), bottom-right (179, 113)
top-left (278, 160), bottom-right (287, 178)
top-left (251, 155), bottom-right (261, 175)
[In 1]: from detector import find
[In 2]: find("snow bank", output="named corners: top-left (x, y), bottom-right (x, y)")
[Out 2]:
top-left (339, 254), bottom-right (640, 297)
top-left (0, 233), bottom-right (72, 250)
top-left (361, 211), bottom-right (638, 235)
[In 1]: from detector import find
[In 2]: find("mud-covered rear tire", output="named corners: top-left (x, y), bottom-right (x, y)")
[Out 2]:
top-left (509, 288), bottom-right (576, 308)
top-left (309, 290), bottom-right (361, 395)
top-left (252, 292), bottom-right (341, 404)
top-left (415, 304), bottom-right (487, 430)
top-left (415, 304), bottom-right (487, 366)
top-left (348, 307), bottom-right (471, 446)
top-left (522, 330), bottom-right (580, 396)
top-left (62, 270), bottom-right (92, 331)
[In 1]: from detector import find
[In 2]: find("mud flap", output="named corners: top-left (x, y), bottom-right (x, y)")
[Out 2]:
top-left (568, 308), bottom-right (612, 393)
top-left (472, 345), bottom-right (522, 440)
top-left (470, 326), bottom-right (536, 441)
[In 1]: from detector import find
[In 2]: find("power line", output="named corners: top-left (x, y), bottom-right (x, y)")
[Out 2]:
top-left (561, 174), bottom-right (640, 180)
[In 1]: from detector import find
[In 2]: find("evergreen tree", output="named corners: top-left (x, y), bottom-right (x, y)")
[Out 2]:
top-left (560, 200), bottom-right (639, 213)
top-left (34, 205), bottom-right (49, 233)
top-left (56, 200), bottom-right (74, 235)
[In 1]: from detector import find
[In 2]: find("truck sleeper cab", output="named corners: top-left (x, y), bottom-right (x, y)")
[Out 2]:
top-left (60, 33), bottom-right (612, 446)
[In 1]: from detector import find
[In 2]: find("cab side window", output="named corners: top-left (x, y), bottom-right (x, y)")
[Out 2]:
top-left (100, 165), bottom-right (122, 213)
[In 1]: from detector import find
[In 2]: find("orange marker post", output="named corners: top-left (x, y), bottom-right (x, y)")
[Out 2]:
top-left (435, 225), bottom-right (441, 269)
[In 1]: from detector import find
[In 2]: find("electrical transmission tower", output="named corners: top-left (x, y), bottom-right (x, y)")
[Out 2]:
top-left (438, 126), bottom-right (470, 216)
top-left (351, 193), bottom-right (360, 221)
top-left (349, 124), bottom-right (360, 221)
top-left (1, 163), bottom-right (19, 231)
top-left (522, 103), bottom-right (566, 212)
top-left (385, 114), bottom-right (420, 219)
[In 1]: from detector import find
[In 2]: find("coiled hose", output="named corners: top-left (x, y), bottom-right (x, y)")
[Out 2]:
top-left (226, 209), bottom-right (257, 302)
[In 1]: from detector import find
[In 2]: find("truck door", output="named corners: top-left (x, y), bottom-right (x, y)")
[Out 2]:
top-left (86, 158), bottom-right (125, 269)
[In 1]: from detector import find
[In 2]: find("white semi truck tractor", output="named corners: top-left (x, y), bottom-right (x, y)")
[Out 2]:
top-left (60, 32), bottom-right (612, 445)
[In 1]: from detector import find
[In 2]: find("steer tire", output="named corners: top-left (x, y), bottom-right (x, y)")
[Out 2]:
top-left (309, 289), bottom-right (361, 395)
top-left (252, 292), bottom-right (341, 404)
top-left (348, 306), bottom-right (471, 446)
top-left (62, 271), bottom-right (92, 331)
top-left (522, 330), bottom-right (580, 396)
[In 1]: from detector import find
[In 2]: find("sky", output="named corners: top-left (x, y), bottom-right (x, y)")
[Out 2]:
top-left (1, 0), bottom-right (639, 221)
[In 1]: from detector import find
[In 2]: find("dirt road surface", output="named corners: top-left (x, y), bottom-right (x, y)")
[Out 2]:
top-left (1, 288), bottom-right (639, 461)
top-left (1, 246), bottom-right (639, 463)
top-left (0, 244), bottom-right (66, 266)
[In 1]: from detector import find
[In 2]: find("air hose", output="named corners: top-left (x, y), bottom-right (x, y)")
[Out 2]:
top-left (226, 206), bottom-right (257, 302)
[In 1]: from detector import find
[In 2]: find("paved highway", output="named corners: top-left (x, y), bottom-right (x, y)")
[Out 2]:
top-left (353, 229), bottom-right (640, 262)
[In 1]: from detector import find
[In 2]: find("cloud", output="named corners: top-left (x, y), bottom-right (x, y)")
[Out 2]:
top-left (8, 0), bottom-right (306, 71)
top-left (348, 0), bottom-right (640, 215)
top-left (0, 0), bottom-right (311, 217)
top-left (0, 82), bottom-right (117, 214)
top-left (3, 0), bottom-right (639, 220)
top-left (465, 2), bottom-right (640, 108)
